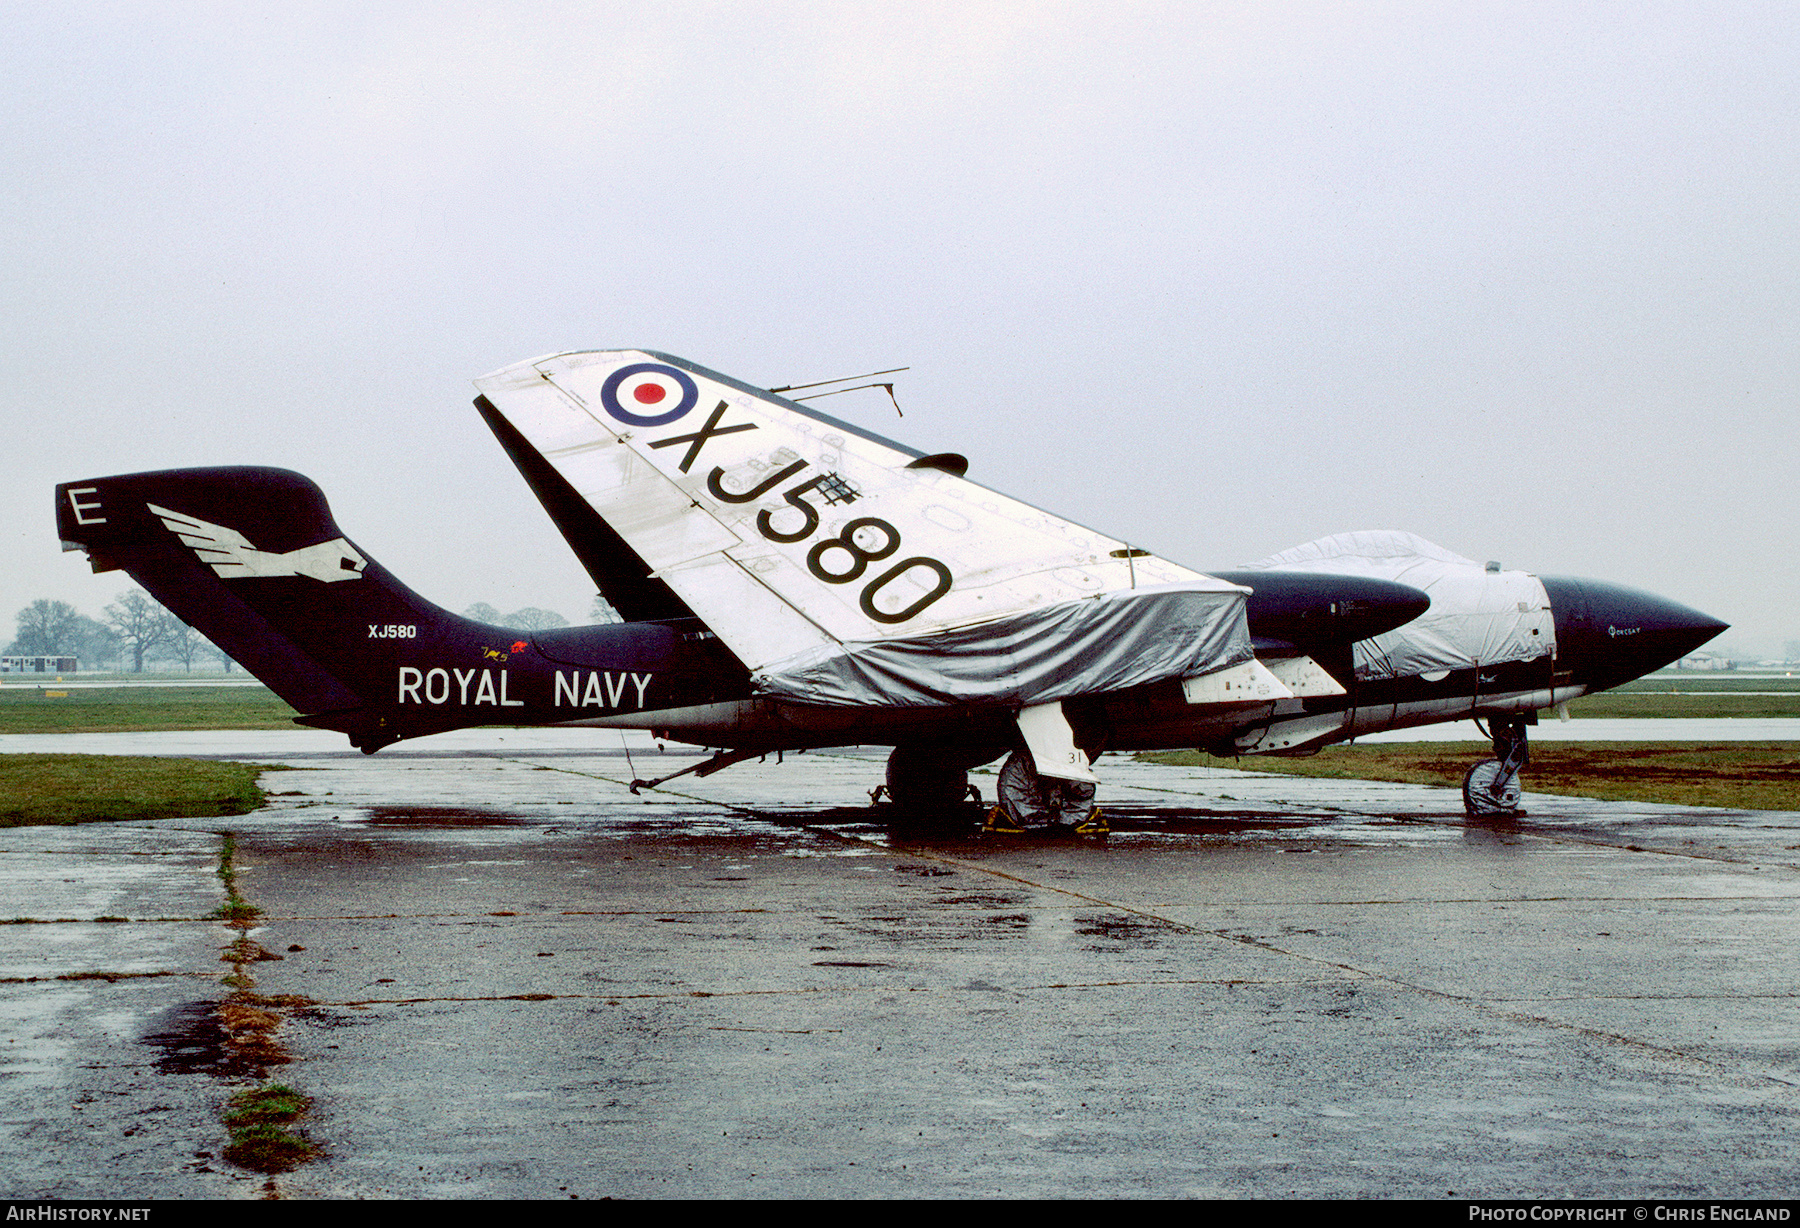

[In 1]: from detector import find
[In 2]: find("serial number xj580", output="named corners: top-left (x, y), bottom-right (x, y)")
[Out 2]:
top-left (56, 350), bottom-right (1727, 832)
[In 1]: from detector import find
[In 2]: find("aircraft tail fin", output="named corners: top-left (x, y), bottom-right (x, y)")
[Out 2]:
top-left (55, 467), bottom-right (505, 741)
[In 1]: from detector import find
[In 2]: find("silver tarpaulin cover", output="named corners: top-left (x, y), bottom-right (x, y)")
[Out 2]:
top-left (751, 582), bottom-right (1252, 708)
top-left (1244, 531), bottom-right (1554, 680)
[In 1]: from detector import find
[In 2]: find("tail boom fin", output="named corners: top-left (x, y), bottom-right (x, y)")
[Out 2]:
top-left (57, 467), bottom-right (478, 718)
top-left (57, 467), bottom-right (750, 751)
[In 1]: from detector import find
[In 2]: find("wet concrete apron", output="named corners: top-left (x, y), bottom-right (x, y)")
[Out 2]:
top-left (2, 738), bottom-right (1797, 1198)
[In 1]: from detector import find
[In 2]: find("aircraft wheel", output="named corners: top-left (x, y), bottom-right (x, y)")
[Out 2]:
top-left (885, 746), bottom-right (973, 814)
top-left (1462, 759), bottom-right (1522, 816)
top-left (995, 750), bottom-right (1098, 831)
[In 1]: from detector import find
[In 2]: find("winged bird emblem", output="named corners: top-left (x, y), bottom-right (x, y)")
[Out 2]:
top-left (146, 503), bottom-right (367, 583)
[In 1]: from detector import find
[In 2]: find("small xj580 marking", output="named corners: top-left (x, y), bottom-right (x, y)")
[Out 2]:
top-left (370, 624), bottom-right (416, 638)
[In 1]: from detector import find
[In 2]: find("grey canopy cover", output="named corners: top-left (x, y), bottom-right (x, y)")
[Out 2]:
top-left (1242, 531), bottom-right (1554, 680)
top-left (752, 582), bottom-right (1252, 708)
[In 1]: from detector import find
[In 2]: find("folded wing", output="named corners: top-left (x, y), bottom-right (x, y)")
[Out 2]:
top-left (474, 350), bottom-right (1253, 715)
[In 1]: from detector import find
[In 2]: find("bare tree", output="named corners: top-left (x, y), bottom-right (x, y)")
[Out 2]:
top-left (207, 639), bottom-right (238, 673)
top-left (105, 589), bottom-right (169, 674)
top-left (463, 602), bottom-right (503, 624)
top-left (74, 617), bottom-right (121, 670)
top-left (8, 601), bottom-right (118, 669)
top-left (589, 596), bottom-right (622, 625)
top-left (503, 607), bottom-right (569, 631)
top-left (10, 600), bottom-right (83, 655)
top-left (157, 613), bottom-right (204, 673)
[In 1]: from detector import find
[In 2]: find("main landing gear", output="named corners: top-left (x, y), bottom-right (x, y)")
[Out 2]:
top-left (872, 744), bottom-right (1004, 825)
top-left (875, 744), bottom-right (1107, 834)
top-left (985, 748), bottom-right (1108, 836)
top-left (1463, 714), bottom-right (1530, 817)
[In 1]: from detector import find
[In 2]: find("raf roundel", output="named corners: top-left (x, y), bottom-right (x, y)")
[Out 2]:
top-left (599, 363), bottom-right (699, 428)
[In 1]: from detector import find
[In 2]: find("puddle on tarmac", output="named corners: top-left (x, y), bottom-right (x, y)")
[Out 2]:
top-left (141, 1000), bottom-right (263, 1079)
top-left (363, 806), bottom-right (528, 828)
top-left (1074, 913), bottom-right (1169, 947)
top-left (1091, 806), bottom-right (1343, 834)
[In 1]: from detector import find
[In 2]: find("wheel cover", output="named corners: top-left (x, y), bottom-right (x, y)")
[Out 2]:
top-left (1463, 759), bottom-right (1522, 815)
top-left (998, 750), bottom-right (1098, 828)
top-left (997, 750), bottom-right (1051, 826)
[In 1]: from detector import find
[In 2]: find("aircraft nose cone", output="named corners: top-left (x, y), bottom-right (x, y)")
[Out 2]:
top-left (1540, 576), bottom-right (1729, 692)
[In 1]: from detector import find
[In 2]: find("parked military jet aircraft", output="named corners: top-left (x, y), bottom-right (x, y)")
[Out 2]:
top-left (56, 350), bottom-right (1726, 827)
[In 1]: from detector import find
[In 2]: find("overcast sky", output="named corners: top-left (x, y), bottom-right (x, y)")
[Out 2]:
top-left (5, 2), bottom-right (1795, 656)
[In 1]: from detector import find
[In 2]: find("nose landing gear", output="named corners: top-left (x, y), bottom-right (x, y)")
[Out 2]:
top-left (1463, 714), bottom-right (1531, 816)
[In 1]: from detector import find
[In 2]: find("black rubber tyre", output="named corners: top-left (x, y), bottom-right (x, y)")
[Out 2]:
top-left (885, 746), bottom-right (973, 813)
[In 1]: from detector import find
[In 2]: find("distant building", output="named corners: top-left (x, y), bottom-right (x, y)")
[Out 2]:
top-left (1676, 652), bottom-right (1735, 671)
top-left (0, 655), bottom-right (78, 674)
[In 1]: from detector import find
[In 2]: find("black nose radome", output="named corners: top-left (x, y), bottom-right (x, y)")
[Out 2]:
top-left (1540, 576), bottom-right (1729, 693)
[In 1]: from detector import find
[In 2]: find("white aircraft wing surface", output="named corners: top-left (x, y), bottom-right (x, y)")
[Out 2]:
top-left (475, 350), bottom-right (1252, 710)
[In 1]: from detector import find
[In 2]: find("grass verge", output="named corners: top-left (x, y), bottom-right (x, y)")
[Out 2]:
top-left (0, 755), bottom-right (268, 827)
top-left (1563, 693), bottom-right (1800, 719)
top-left (0, 684), bottom-right (296, 734)
top-left (1144, 742), bottom-right (1800, 811)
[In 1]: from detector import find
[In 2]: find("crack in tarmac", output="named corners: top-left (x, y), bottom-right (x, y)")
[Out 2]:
top-left (201, 831), bottom-right (320, 1191)
top-left (0, 970), bottom-right (208, 983)
top-left (307, 976), bottom-right (1342, 1007)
